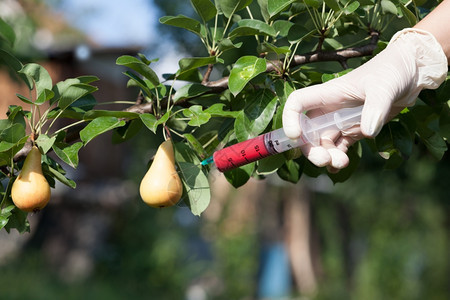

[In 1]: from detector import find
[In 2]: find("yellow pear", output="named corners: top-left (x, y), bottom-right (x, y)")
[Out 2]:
top-left (11, 146), bottom-right (51, 212)
top-left (139, 139), bottom-right (183, 208)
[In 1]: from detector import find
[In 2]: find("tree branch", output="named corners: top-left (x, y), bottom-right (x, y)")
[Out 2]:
top-left (205, 31), bottom-right (380, 90)
top-left (202, 64), bottom-right (214, 84)
top-left (12, 31), bottom-right (380, 163)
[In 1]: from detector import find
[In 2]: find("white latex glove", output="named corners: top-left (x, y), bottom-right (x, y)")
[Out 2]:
top-left (283, 28), bottom-right (448, 171)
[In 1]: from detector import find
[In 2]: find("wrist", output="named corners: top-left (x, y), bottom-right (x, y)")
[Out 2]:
top-left (388, 28), bottom-right (448, 91)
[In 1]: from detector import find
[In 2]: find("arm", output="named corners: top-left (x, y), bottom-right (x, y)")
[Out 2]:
top-left (415, 0), bottom-right (450, 63)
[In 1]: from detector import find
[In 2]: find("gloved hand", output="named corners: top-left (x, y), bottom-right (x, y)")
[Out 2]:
top-left (282, 28), bottom-right (448, 171)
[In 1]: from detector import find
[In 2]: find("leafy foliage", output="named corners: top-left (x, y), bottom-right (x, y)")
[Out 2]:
top-left (1, 0), bottom-right (449, 231)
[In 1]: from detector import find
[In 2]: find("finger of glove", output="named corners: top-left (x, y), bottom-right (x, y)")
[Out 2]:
top-left (321, 137), bottom-right (350, 170)
top-left (335, 135), bottom-right (359, 153)
top-left (336, 125), bottom-right (364, 151)
top-left (299, 143), bottom-right (332, 167)
top-left (283, 82), bottom-right (347, 139)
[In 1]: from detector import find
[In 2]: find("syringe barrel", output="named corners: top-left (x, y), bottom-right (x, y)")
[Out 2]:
top-left (302, 105), bottom-right (363, 146)
top-left (213, 134), bottom-right (272, 172)
top-left (212, 106), bottom-right (363, 172)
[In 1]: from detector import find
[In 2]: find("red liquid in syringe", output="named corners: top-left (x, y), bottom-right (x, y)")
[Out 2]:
top-left (213, 135), bottom-right (270, 172)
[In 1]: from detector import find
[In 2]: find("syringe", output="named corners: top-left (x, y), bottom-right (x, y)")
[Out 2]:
top-left (201, 106), bottom-right (363, 172)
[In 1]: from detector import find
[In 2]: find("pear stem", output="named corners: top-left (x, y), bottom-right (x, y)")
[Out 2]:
top-left (163, 125), bottom-right (172, 140)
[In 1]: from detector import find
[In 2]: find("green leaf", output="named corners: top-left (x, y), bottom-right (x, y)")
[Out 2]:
top-left (0, 135), bottom-right (27, 157)
top-left (70, 94), bottom-right (97, 111)
top-left (4, 206), bottom-right (30, 233)
top-left (258, 0), bottom-right (270, 21)
top-left (191, 0), bottom-right (217, 22)
top-left (184, 133), bottom-right (208, 159)
top-left (0, 152), bottom-right (10, 166)
top-left (178, 56), bottom-right (222, 75)
top-left (19, 63), bottom-right (53, 96)
top-left (398, 2), bottom-right (417, 26)
top-left (83, 110), bottom-right (140, 121)
top-left (15, 93), bottom-right (33, 105)
top-left (324, 38), bottom-right (343, 50)
top-left (123, 71), bottom-right (153, 97)
top-left (7, 106), bottom-right (26, 128)
top-left (79, 117), bottom-right (126, 145)
top-left (272, 20), bottom-right (294, 37)
top-left (0, 49), bottom-right (32, 89)
top-left (273, 80), bottom-right (295, 129)
top-left (140, 114), bottom-right (158, 134)
top-left (35, 89), bottom-right (55, 105)
top-left (173, 143), bottom-right (210, 215)
top-left (177, 161), bottom-right (211, 216)
top-left (228, 56), bottom-right (266, 96)
top-left (76, 75), bottom-right (100, 84)
top-left (47, 108), bottom-right (84, 120)
top-left (173, 83), bottom-right (211, 102)
top-left (0, 123), bottom-right (26, 147)
top-left (183, 105), bottom-right (211, 126)
top-left (228, 19), bottom-right (277, 38)
top-left (321, 68), bottom-right (353, 82)
top-left (218, 38), bottom-right (243, 52)
top-left (140, 112), bottom-right (169, 134)
top-left (217, 0), bottom-right (253, 18)
top-left (52, 77), bottom-right (96, 105)
top-left (46, 164), bottom-right (76, 188)
top-left (382, 149), bottom-right (404, 170)
top-left (277, 159), bottom-right (301, 183)
top-left (261, 42), bottom-right (291, 55)
top-left (0, 18), bottom-right (15, 46)
top-left (257, 152), bottom-right (286, 175)
top-left (0, 204), bottom-right (15, 231)
top-left (381, 0), bottom-right (398, 15)
top-left (204, 103), bottom-right (240, 118)
top-left (57, 84), bottom-right (98, 110)
top-left (224, 162), bottom-right (254, 188)
top-left (304, 0), bottom-right (320, 8)
top-left (324, 0), bottom-right (340, 11)
top-left (268, 0), bottom-right (296, 17)
top-left (343, 1), bottom-right (360, 14)
top-left (112, 119), bottom-right (143, 144)
top-left (328, 142), bottom-right (362, 183)
top-left (234, 89), bottom-right (277, 141)
top-left (0, 119), bottom-right (11, 131)
top-left (163, 68), bottom-right (203, 82)
top-left (116, 55), bottom-right (160, 87)
top-left (159, 15), bottom-right (204, 37)
top-left (287, 25), bottom-right (315, 43)
top-left (35, 134), bottom-right (56, 154)
top-left (417, 125), bottom-right (447, 160)
top-left (52, 142), bottom-right (83, 168)
top-left (390, 121), bottom-right (413, 158)
top-left (174, 141), bottom-right (201, 164)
